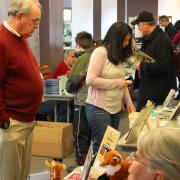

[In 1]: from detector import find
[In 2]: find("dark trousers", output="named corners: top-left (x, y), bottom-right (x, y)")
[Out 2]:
top-left (36, 100), bottom-right (67, 122)
top-left (73, 105), bottom-right (91, 156)
top-left (85, 103), bottom-right (121, 154)
top-left (136, 95), bottom-right (164, 112)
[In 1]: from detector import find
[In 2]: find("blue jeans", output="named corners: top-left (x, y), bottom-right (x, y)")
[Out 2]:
top-left (85, 103), bottom-right (121, 154)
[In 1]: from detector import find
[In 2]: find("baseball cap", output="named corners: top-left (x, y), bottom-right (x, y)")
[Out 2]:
top-left (131, 11), bottom-right (155, 25)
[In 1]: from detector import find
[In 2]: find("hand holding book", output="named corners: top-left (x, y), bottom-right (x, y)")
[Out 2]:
top-left (128, 50), bottom-right (155, 66)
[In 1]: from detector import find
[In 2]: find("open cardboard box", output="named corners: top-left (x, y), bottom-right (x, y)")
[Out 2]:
top-left (32, 121), bottom-right (73, 158)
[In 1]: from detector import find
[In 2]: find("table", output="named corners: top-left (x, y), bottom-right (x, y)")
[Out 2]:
top-left (44, 94), bottom-right (74, 123)
top-left (117, 111), bottom-right (180, 150)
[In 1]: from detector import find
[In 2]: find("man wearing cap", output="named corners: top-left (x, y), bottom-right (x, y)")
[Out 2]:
top-left (131, 11), bottom-right (176, 111)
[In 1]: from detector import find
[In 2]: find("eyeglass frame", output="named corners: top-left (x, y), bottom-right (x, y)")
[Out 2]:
top-left (129, 152), bottom-right (149, 167)
top-left (30, 18), bottom-right (41, 25)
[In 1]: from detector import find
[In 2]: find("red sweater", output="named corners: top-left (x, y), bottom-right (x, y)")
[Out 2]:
top-left (44, 60), bottom-right (69, 79)
top-left (172, 31), bottom-right (180, 46)
top-left (0, 24), bottom-right (43, 122)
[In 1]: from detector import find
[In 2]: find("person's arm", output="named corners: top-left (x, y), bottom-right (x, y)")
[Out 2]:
top-left (52, 61), bottom-right (69, 78)
top-left (44, 61), bottom-right (68, 79)
top-left (44, 74), bottom-right (54, 79)
top-left (139, 40), bottom-right (173, 76)
top-left (0, 42), bottom-right (10, 123)
top-left (123, 88), bottom-right (136, 114)
top-left (86, 47), bottom-right (128, 89)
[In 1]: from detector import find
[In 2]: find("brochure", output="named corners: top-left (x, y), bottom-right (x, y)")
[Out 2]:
top-left (89, 126), bottom-right (121, 179)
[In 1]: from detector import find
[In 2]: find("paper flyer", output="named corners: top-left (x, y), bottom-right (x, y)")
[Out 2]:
top-left (89, 126), bottom-right (121, 179)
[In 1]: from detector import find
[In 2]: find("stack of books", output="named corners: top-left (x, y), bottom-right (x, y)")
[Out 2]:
top-left (43, 76), bottom-right (69, 95)
top-left (43, 79), bottom-right (60, 94)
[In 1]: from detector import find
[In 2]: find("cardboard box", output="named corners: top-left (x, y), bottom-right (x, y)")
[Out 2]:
top-left (32, 121), bottom-right (73, 158)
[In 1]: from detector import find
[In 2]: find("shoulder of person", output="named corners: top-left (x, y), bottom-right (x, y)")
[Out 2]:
top-left (91, 46), bottom-right (107, 57)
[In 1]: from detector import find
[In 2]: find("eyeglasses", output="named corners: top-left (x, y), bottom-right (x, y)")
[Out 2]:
top-left (31, 18), bottom-right (41, 25)
top-left (129, 152), bottom-right (149, 167)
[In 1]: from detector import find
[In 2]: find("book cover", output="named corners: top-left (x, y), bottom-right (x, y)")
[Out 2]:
top-left (128, 50), bottom-right (155, 66)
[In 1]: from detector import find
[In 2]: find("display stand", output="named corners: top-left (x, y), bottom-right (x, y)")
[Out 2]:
top-left (154, 89), bottom-right (180, 121)
top-left (117, 101), bottom-right (154, 148)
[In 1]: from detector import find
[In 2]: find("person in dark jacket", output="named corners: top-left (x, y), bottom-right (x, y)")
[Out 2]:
top-left (131, 11), bottom-right (177, 111)
top-left (159, 15), bottom-right (177, 40)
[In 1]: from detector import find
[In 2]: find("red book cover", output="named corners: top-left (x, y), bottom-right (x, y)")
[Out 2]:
top-left (64, 171), bottom-right (81, 180)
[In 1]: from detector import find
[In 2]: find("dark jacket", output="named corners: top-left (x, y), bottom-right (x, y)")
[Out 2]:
top-left (165, 23), bottom-right (177, 40)
top-left (139, 26), bottom-right (177, 101)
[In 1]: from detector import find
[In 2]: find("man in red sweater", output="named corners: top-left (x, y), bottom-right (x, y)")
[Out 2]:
top-left (0, 0), bottom-right (43, 180)
top-left (44, 49), bottom-right (77, 79)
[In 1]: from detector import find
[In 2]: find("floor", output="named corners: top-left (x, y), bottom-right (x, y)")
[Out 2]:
top-left (30, 111), bottom-right (130, 179)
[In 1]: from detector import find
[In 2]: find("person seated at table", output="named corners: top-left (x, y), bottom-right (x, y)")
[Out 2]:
top-left (36, 49), bottom-right (76, 121)
top-left (44, 48), bottom-right (77, 79)
top-left (128, 127), bottom-right (180, 180)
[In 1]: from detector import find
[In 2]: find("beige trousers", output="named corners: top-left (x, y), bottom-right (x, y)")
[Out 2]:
top-left (0, 118), bottom-right (35, 180)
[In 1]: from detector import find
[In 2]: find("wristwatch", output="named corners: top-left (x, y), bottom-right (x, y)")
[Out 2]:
top-left (0, 121), bottom-right (10, 129)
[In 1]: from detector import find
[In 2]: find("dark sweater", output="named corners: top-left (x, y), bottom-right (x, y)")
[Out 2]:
top-left (0, 24), bottom-right (43, 122)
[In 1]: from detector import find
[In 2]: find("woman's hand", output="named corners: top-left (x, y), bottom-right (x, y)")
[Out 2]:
top-left (127, 105), bottom-right (136, 114)
top-left (134, 60), bottom-right (141, 71)
top-left (118, 80), bottom-right (132, 89)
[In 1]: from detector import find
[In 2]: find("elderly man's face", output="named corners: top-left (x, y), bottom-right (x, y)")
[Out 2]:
top-left (128, 150), bottom-right (156, 180)
top-left (128, 150), bottom-right (167, 180)
top-left (66, 51), bottom-right (77, 67)
top-left (17, 3), bottom-right (41, 38)
top-left (137, 22), bottom-right (151, 36)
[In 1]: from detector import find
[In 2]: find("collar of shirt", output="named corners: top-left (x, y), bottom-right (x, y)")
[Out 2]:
top-left (3, 21), bottom-right (21, 37)
top-left (64, 60), bottom-right (71, 69)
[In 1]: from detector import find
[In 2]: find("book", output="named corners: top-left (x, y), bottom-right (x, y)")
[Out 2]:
top-left (162, 89), bottom-right (176, 108)
top-left (128, 50), bottom-right (155, 66)
top-left (117, 101), bottom-right (154, 148)
top-left (80, 141), bottom-right (96, 180)
top-left (64, 171), bottom-right (81, 180)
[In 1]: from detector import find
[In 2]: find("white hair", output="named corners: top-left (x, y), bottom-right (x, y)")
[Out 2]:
top-left (64, 49), bottom-right (75, 60)
top-left (138, 127), bottom-right (180, 180)
top-left (8, 0), bottom-right (42, 16)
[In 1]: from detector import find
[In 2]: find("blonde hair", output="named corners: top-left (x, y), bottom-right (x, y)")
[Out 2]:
top-left (138, 127), bottom-right (180, 180)
top-left (8, 0), bottom-right (42, 16)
